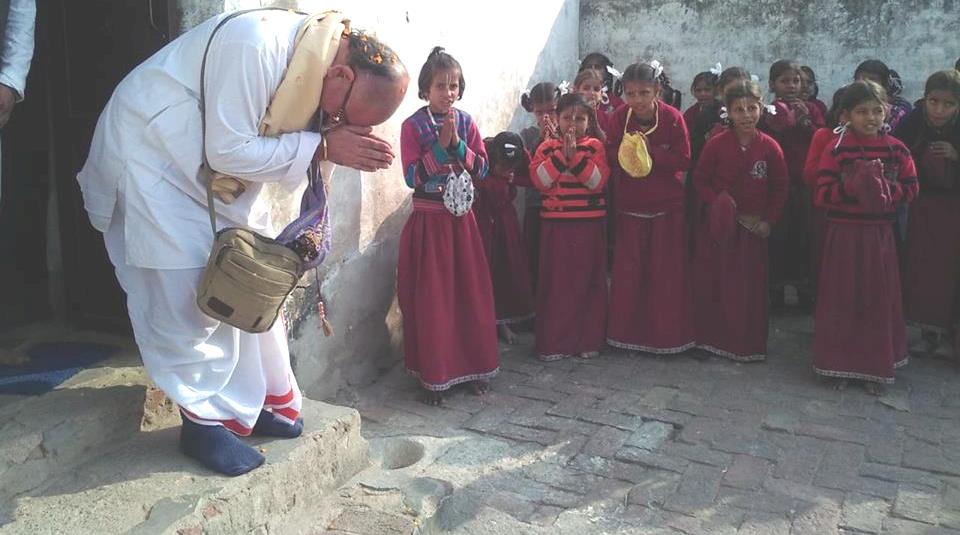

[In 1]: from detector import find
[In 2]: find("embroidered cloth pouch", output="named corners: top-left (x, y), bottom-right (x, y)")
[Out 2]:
top-left (442, 167), bottom-right (475, 217)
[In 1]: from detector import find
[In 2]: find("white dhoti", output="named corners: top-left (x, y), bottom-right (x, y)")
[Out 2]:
top-left (103, 209), bottom-right (302, 435)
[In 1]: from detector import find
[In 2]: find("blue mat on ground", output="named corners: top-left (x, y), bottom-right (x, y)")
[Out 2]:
top-left (0, 341), bottom-right (118, 395)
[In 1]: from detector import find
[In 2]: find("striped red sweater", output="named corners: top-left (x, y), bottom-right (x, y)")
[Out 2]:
top-left (530, 137), bottom-right (609, 219)
top-left (815, 132), bottom-right (918, 221)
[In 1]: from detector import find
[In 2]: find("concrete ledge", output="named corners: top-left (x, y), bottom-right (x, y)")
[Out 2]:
top-left (1, 400), bottom-right (369, 534)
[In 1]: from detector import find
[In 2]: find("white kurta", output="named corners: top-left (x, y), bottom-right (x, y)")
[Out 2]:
top-left (78, 10), bottom-right (321, 431)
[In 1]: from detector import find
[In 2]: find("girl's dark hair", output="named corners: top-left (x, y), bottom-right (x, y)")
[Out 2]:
top-left (956, 57), bottom-right (960, 71)
top-left (717, 67), bottom-right (750, 96)
top-left (556, 92), bottom-right (606, 143)
top-left (888, 69), bottom-right (904, 97)
top-left (417, 47), bottom-right (465, 101)
top-left (839, 80), bottom-right (888, 112)
top-left (691, 71), bottom-right (719, 92)
top-left (800, 65), bottom-right (819, 99)
top-left (579, 52), bottom-right (615, 91)
top-left (618, 62), bottom-right (683, 108)
top-left (723, 80), bottom-right (763, 107)
top-left (925, 69), bottom-right (960, 98)
top-left (768, 59), bottom-right (802, 90)
top-left (825, 85), bottom-right (849, 128)
top-left (854, 60), bottom-right (891, 90)
top-left (521, 82), bottom-right (561, 112)
top-left (484, 131), bottom-right (529, 175)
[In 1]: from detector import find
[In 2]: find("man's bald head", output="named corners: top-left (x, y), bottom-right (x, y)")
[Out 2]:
top-left (320, 30), bottom-right (409, 127)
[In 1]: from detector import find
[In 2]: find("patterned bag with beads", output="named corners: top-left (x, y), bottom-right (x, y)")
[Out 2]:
top-left (442, 167), bottom-right (475, 217)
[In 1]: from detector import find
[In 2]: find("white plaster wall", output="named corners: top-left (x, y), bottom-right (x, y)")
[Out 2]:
top-left (580, 0), bottom-right (960, 108)
top-left (176, 0), bottom-right (580, 401)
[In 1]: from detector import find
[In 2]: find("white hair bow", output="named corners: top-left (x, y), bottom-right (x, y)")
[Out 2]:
top-left (558, 80), bottom-right (572, 95)
top-left (750, 74), bottom-right (760, 83)
top-left (765, 104), bottom-right (777, 116)
top-left (606, 65), bottom-right (622, 79)
top-left (709, 63), bottom-right (722, 76)
top-left (649, 60), bottom-right (664, 79)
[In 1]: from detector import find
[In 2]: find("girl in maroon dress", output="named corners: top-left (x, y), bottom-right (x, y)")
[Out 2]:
top-left (397, 47), bottom-right (498, 405)
top-left (762, 59), bottom-right (826, 309)
top-left (579, 52), bottom-right (625, 115)
top-left (814, 80), bottom-right (919, 393)
top-left (606, 62), bottom-right (695, 355)
top-left (530, 93), bottom-right (610, 361)
top-left (475, 132), bottom-right (536, 343)
top-left (520, 82), bottom-right (561, 290)
top-left (895, 70), bottom-right (960, 358)
top-left (692, 81), bottom-right (789, 361)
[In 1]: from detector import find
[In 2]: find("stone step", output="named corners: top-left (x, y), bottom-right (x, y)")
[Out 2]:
top-left (1, 395), bottom-right (369, 534)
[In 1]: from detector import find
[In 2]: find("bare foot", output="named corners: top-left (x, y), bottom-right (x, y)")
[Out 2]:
top-left (498, 324), bottom-right (520, 345)
top-left (833, 379), bottom-right (849, 391)
top-left (579, 351), bottom-right (599, 359)
top-left (470, 381), bottom-right (490, 396)
top-left (421, 390), bottom-right (444, 406)
top-left (864, 382), bottom-right (884, 396)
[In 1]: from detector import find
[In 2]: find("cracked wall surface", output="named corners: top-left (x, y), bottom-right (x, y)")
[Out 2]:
top-left (580, 0), bottom-right (960, 106)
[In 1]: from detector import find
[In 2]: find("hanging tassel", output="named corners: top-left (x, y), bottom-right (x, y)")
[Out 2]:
top-left (315, 269), bottom-right (334, 337)
top-left (319, 299), bottom-right (335, 337)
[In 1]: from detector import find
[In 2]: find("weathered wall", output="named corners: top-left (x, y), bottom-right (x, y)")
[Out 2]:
top-left (175, 0), bottom-right (580, 401)
top-left (580, 0), bottom-right (960, 107)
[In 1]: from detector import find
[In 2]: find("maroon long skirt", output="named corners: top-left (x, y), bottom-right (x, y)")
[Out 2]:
top-left (769, 184), bottom-right (811, 288)
top-left (607, 211), bottom-right (695, 353)
top-left (903, 195), bottom-right (960, 332)
top-left (397, 200), bottom-right (499, 391)
top-left (535, 218), bottom-right (608, 359)
top-left (524, 208), bottom-right (541, 290)
top-left (809, 206), bottom-right (827, 288)
top-left (474, 200), bottom-right (535, 324)
top-left (693, 220), bottom-right (769, 361)
top-left (814, 220), bottom-right (907, 383)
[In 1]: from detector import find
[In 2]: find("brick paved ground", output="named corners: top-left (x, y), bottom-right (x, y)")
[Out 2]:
top-left (346, 313), bottom-right (960, 534)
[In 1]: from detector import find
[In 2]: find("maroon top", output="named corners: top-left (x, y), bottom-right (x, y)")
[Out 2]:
top-left (606, 102), bottom-right (691, 213)
top-left (693, 129), bottom-right (790, 224)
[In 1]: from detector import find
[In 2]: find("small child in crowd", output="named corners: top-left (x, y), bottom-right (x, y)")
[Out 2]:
top-left (580, 52), bottom-right (625, 114)
top-left (475, 133), bottom-right (536, 343)
top-left (397, 47), bottom-right (497, 405)
top-left (762, 59), bottom-right (825, 308)
top-left (530, 93), bottom-right (610, 361)
top-left (520, 82), bottom-right (561, 288)
top-left (896, 70), bottom-right (960, 357)
top-left (692, 80), bottom-right (789, 361)
top-left (813, 80), bottom-right (918, 393)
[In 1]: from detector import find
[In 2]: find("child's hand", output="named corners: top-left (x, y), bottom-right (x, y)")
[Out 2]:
top-left (930, 141), bottom-right (959, 161)
top-left (563, 128), bottom-right (577, 160)
top-left (440, 113), bottom-right (457, 149)
top-left (543, 116), bottom-right (559, 140)
top-left (449, 114), bottom-right (461, 149)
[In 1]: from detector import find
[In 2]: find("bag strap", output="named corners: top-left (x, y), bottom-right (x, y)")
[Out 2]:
top-left (199, 7), bottom-right (303, 236)
top-left (623, 103), bottom-right (660, 137)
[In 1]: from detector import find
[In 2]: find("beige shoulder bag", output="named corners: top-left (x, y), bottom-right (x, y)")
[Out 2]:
top-left (195, 9), bottom-right (305, 333)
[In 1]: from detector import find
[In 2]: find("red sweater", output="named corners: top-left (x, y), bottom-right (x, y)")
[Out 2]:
top-left (815, 132), bottom-right (918, 220)
top-left (761, 99), bottom-right (826, 184)
top-left (803, 127), bottom-right (837, 189)
top-left (606, 102), bottom-right (691, 213)
top-left (693, 130), bottom-right (790, 224)
top-left (530, 137), bottom-right (609, 219)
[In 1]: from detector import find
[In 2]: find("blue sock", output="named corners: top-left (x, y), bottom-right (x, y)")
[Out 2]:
top-left (179, 417), bottom-right (264, 476)
top-left (252, 409), bottom-right (304, 438)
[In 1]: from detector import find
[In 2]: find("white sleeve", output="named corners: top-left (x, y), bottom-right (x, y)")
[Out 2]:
top-left (201, 38), bottom-right (321, 184)
top-left (0, 0), bottom-right (36, 101)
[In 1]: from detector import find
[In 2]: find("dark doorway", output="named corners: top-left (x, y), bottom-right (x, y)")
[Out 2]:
top-left (0, 0), bottom-right (173, 331)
